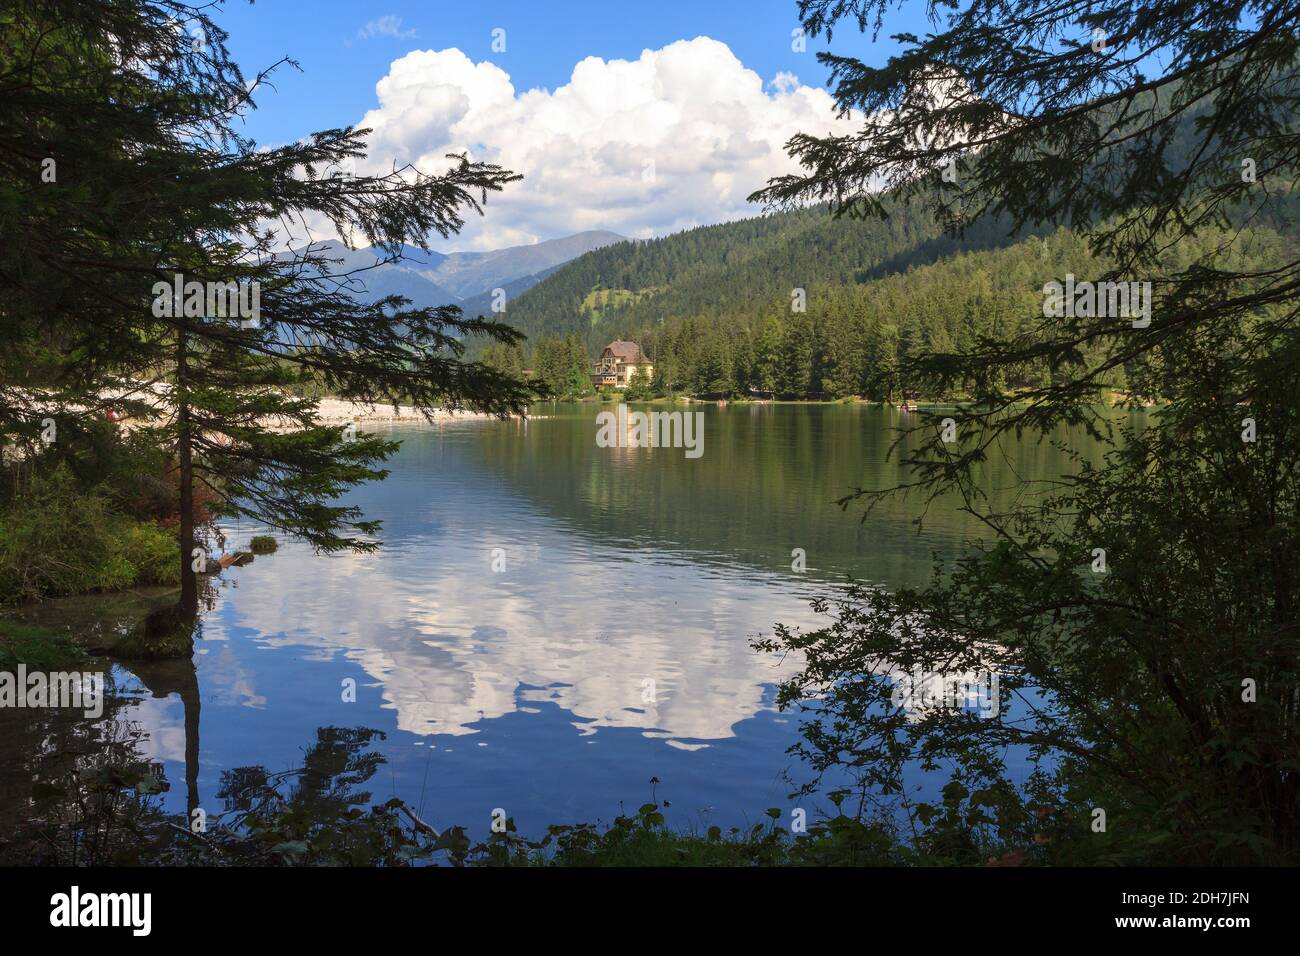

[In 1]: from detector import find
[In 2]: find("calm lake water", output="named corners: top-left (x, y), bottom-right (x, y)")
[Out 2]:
top-left (2, 403), bottom-right (1126, 843)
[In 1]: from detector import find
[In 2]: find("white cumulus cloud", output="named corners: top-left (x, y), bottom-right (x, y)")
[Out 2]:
top-left (349, 37), bottom-right (850, 249)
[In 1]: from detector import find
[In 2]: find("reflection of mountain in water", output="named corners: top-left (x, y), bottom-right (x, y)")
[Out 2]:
top-left (206, 406), bottom-right (1110, 749)
top-left (463, 404), bottom-right (1099, 587)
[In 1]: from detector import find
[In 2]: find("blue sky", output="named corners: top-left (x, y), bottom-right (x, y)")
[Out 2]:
top-left (217, 0), bottom-right (918, 144)
top-left (210, 1), bottom-right (933, 248)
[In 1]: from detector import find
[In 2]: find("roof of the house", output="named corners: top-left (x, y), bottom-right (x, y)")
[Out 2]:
top-left (602, 340), bottom-right (646, 363)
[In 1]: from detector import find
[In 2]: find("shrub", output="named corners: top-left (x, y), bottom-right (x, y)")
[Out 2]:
top-left (0, 466), bottom-right (180, 603)
top-left (119, 521), bottom-right (182, 585)
top-left (248, 535), bottom-right (278, 554)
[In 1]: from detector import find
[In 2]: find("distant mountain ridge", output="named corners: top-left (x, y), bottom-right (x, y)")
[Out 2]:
top-left (432, 230), bottom-right (627, 299)
top-left (293, 230), bottom-right (626, 312)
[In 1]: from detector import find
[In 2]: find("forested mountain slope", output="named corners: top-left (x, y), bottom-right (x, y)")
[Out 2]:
top-left (485, 74), bottom-right (1300, 400)
top-left (500, 198), bottom-right (1029, 342)
top-left (491, 198), bottom-right (1297, 400)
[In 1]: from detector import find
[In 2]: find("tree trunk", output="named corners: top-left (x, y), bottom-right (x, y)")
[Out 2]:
top-left (131, 657), bottom-right (202, 820)
top-left (177, 328), bottom-right (198, 617)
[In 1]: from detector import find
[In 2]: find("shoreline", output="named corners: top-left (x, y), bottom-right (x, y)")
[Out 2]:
top-left (81, 386), bottom-right (518, 432)
top-left (563, 393), bottom-right (1157, 409)
top-left (292, 398), bottom-right (506, 427)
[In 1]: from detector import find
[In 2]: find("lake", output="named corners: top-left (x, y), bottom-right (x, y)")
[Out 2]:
top-left (0, 402), bottom-right (1122, 844)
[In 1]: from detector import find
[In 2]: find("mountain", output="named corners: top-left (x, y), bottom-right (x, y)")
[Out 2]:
top-left (491, 196), bottom-right (1036, 345)
top-left (431, 230), bottom-right (626, 299)
top-left (290, 230), bottom-right (626, 311)
top-left (460, 263), bottom-right (567, 320)
top-left (297, 241), bottom-right (462, 308)
top-left (492, 192), bottom-right (1298, 400)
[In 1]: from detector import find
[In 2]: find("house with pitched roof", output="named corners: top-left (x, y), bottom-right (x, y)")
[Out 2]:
top-left (592, 340), bottom-right (653, 389)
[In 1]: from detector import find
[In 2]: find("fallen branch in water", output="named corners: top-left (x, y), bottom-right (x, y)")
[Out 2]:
top-left (395, 802), bottom-right (440, 839)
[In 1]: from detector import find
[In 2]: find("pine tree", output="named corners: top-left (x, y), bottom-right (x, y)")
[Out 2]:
top-left (752, 0), bottom-right (1300, 860)
top-left (1, 1), bottom-right (530, 626)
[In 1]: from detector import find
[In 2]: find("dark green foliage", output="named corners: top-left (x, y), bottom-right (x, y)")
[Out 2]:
top-left (248, 535), bottom-right (277, 555)
top-left (461, 798), bottom-right (903, 867)
top-left (530, 335), bottom-right (594, 399)
top-left (750, 0), bottom-right (1300, 864)
top-left (501, 196), bottom-right (1006, 342)
top-left (624, 366), bottom-right (653, 401)
top-left (761, 356), bottom-right (1300, 862)
top-left (480, 340), bottom-right (526, 381)
top-left (3, 721), bottom-right (1012, 866)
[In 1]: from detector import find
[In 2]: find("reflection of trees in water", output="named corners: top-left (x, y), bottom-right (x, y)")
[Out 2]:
top-left (1, 580), bottom-right (218, 863)
top-left (0, 712), bottom-right (440, 866)
top-left (0, 668), bottom-right (168, 865)
top-left (1, 566), bottom-right (469, 865)
top-left (0, 577), bottom-right (448, 865)
top-left (458, 407), bottom-right (1097, 588)
top-left (199, 726), bottom-right (447, 866)
top-left (217, 727), bottom-right (385, 827)
top-left (0, 607), bottom-right (206, 864)
top-left (129, 656), bottom-right (202, 816)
